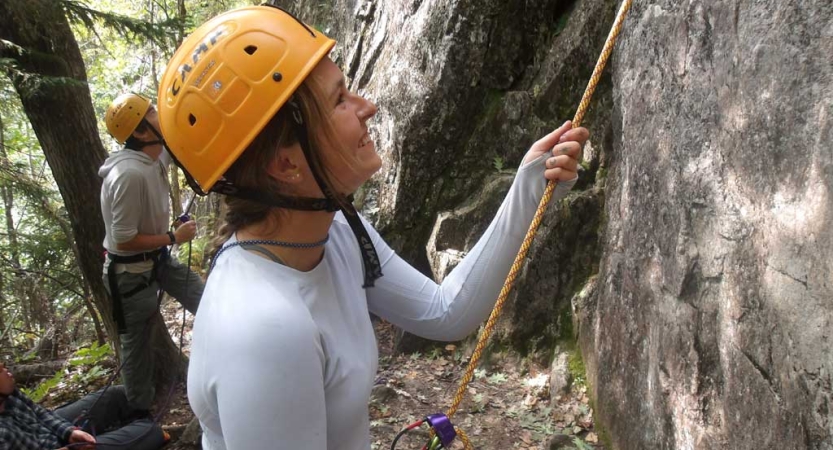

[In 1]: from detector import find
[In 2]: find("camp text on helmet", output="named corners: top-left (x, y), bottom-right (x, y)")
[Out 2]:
top-left (170, 25), bottom-right (231, 96)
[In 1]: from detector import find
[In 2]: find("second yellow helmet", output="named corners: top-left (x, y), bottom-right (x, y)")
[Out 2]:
top-left (105, 93), bottom-right (152, 144)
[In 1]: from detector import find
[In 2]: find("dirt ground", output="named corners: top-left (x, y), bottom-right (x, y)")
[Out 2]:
top-left (40, 302), bottom-right (604, 450)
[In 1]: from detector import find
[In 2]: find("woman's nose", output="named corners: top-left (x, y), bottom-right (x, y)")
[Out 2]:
top-left (358, 96), bottom-right (377, 121)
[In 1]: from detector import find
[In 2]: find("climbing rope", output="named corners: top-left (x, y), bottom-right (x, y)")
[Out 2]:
top-left (421, 0), bottom-right (635, 447)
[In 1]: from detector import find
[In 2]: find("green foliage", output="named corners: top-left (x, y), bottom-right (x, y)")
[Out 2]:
top-left (0, 0), bottom-right (244, 365)
top-left (512, 406), bottom-right (556, 440)
top-left (70, 364), bottom-right (108, 385)
top-left (68, 342), bottom-right (113, 367)
top-left (20, 343), bottom-right (113, 402)
top-left (14, 352), bottom-right (38, 364)
top-left (0, 85), bottom-right (89, 346)
top-left (60, 0), bottom-right (179, 46)
top-left (568, 350), bottom-right (586, 389)
top-left (486, 372), bottom-right (508, 385)
top-left (471, 393), bottom-right (486, 413)
top-left (427, 347), bottom-right (443, 360)
top-left (572, 437), bottom-right (593, 450)
top-left (21, 371), bottom-right (64, 403)
top-left (493, 156), bottom-right (505, 173)
top-left (177, 230), bottom-right (210, 274)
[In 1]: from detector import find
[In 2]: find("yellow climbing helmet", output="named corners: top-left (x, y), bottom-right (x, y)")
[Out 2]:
top-left (157, 5), bottom-right (336, 192)
top-left (105, 93), bottom-right (152, 144)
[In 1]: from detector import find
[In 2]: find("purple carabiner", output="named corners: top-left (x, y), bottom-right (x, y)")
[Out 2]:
top-left (425, 413), bottom-right (456, 448)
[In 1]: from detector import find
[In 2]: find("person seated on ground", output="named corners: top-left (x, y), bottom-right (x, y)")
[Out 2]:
top-left (0, 361), bottom-right (168, 450)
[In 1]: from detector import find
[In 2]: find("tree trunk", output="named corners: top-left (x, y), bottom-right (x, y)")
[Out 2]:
top-left (0, 0), bottom-right (183, 382)
top-left (169, 166), bottom-right (182, 219)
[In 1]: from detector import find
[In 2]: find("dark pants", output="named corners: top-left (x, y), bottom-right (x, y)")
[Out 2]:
top-left (103, 256), bottom-right (204, 410)
top-left (54, 386), bottom-right (167, 450)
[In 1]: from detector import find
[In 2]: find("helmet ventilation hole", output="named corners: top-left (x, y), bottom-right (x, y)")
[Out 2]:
top-left (244, 45), bottom-right (258, 55)
top-left (188, 114), bottom-right (197, 126)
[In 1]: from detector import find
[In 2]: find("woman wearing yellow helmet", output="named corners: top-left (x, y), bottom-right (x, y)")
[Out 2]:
top-left (158, 5), bottom-right (587, 450)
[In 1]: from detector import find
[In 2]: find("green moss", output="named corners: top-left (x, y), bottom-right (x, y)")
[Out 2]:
top-left (567, 347), bottom-right (586, 385)
top-left (598, 425), bottom-right (614, 448)
top-left (556, 305), bottom-right (575, 343)
top-left (483, 89), bottom-right (505, 119)
top-left (553, 305), bottom-right (587, 390)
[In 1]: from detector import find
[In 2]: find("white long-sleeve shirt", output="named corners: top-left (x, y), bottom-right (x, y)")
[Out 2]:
top-left (187, 154), bottom-right (576, 450)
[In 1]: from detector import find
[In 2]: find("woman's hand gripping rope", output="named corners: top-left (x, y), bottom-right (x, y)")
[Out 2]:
top-left (523, 120), bottom-right (589, 182)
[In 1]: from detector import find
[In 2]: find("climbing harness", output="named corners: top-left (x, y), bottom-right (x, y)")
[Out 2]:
top-left (105, 247), bottom-right (169, 334)
top-left (392, 0), bottom-right (634, 447)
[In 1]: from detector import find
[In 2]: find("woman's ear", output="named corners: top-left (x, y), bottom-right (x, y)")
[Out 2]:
top-left (266, 144), bottom-right (305, 185)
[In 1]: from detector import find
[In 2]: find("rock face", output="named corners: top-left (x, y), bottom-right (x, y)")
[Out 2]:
top-left (576, 1), bottom-right (833, 449)
top-left (285, 0), bottom-right (832, 448)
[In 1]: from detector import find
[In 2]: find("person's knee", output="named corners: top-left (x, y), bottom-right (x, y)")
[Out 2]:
top-left (97, 419), bottom-right (168, 450)
top-left (130, 419), bottom-right (168, 449)
top-left (103, 385), bottom-right (130, 408)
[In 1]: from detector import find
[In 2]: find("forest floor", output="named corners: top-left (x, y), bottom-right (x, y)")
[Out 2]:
top-left (36, 301), bottom-right (605, 450)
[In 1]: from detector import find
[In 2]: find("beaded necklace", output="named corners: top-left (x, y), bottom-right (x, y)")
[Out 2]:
top-left (209, 235), bottom-right (329, 273)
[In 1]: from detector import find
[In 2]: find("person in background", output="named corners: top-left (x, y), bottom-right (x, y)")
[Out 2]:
top-left (99, 93), bottom-right (204, 412)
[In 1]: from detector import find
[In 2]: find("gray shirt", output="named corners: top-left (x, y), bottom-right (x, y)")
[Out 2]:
top-left (99, 148), bottom-right (171, 272)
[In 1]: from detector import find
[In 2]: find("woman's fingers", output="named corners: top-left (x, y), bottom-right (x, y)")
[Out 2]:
top-left (545, 140), bottom-right (581, 182)
top-left (544, 167), bottom-right (578, 182)
top-left (545, 159), bottom-right (578, 181)
top-left (545, 155), bottom-right (578, 172)
top-left (557, 126), bottom-right (590, 147)
top-left (551, 141), bottom-right (582, 159)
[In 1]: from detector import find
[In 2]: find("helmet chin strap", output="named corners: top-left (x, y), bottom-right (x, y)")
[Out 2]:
top-left (284, 98), bottom-right (383, 288)
top-left (125, 119), bottom-right (166, 150)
